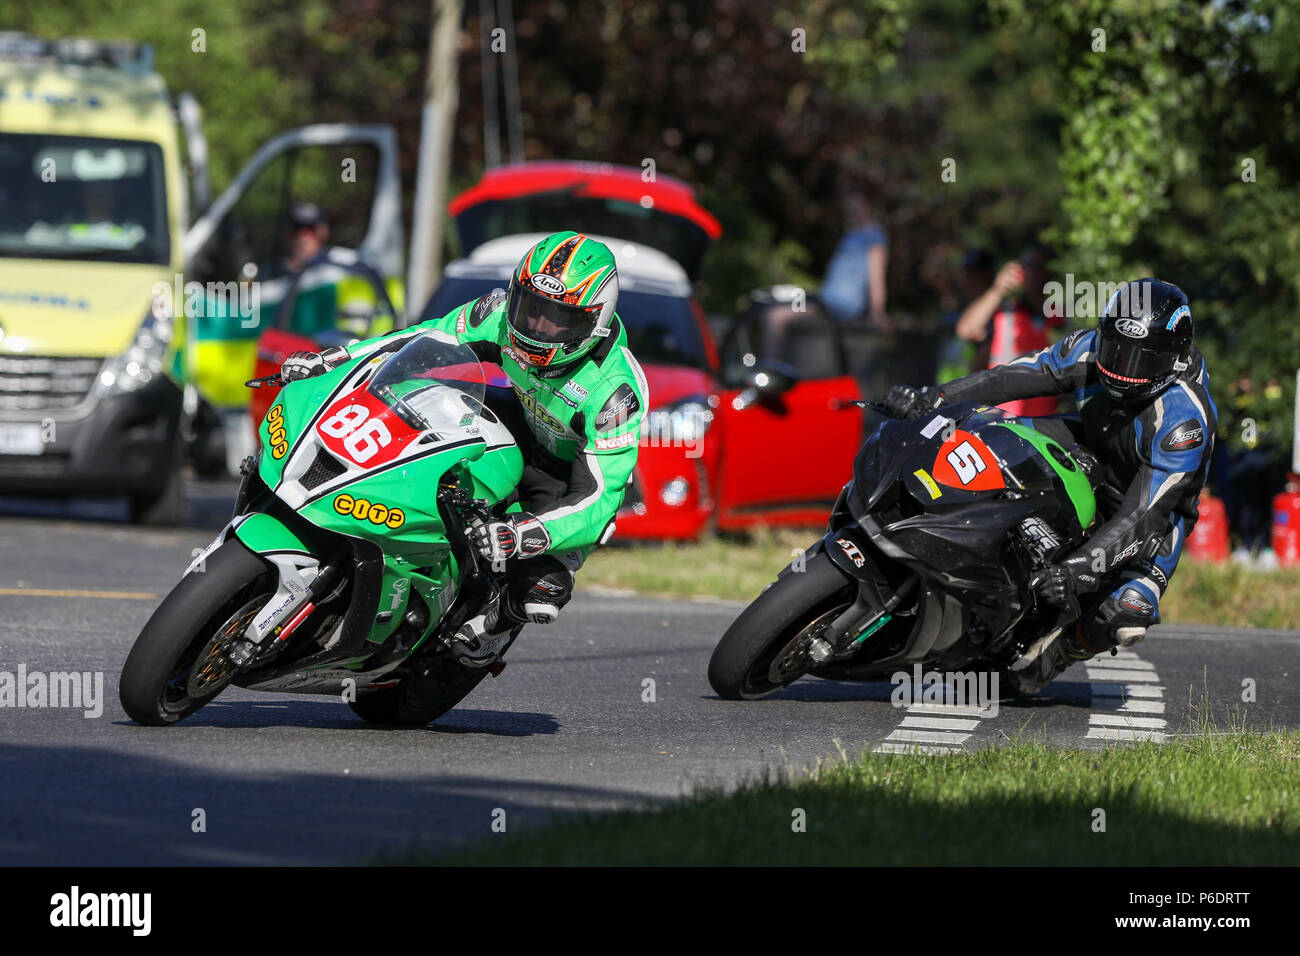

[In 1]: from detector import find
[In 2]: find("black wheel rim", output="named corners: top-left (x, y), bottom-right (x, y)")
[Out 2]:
top-left (741, 601), bottom-right (851, 698)
top-left (158, 593), bottom-right (265, 719)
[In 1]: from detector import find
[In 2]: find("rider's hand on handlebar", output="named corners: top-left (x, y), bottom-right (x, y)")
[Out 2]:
top-left (469, 513), bottom-right (552, 566)
top-left (281, 350), bottom-right (329, 383)
top-left (281, 346), bottom-right (351, 384)
top-left (1028, 565), bottom-right (1075, 609)
top-left (883, 384), bottom-right (945, 420)
top-left (1028, 555), bottom-right (1097, 612)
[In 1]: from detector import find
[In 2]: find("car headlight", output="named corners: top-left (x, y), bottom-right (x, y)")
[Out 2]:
top-left (641, 396), bottom-right (715, 446)
top-left (99, 296), bottom-right (174, 394)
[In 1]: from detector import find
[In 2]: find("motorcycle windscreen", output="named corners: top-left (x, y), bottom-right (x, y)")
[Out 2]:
top-left (367, 334), bottom-right (488, 430)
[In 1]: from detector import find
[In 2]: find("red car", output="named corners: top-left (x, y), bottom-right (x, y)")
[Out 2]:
top-left (252, 162), bottom-right (865, 538)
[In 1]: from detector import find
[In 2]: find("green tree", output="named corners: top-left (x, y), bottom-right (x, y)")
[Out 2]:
top-left (995, 0), bottom-right (1300, 461)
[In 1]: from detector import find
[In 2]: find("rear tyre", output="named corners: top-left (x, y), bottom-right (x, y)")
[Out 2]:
top-left (347, 683), bottom-right (406, 724)
top-left (347, 638), bottom-right (506, 726)
top-left (708, 550), bottom-right (855, 700)
top-left (120, 539), bottom-right (272, 725)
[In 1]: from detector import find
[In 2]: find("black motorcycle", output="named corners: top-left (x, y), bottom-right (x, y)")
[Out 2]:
top-left (708, 402), bottom-right (1103, 699)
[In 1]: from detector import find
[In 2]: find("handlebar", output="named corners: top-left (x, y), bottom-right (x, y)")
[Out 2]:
top-left (1026, 576), bottom-right (1082, 626)
top-left (245, 373), bottom-right (285, 389)
top-left (437, 482), bottom-right (493, 524)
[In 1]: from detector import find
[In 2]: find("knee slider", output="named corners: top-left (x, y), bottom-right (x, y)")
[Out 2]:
top-left (520, 603), bottom-right (560, 624)
top-left (1114, 625), bottom-right (1147, 647)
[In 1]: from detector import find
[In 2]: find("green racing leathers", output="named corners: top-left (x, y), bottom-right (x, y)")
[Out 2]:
top-left (335, 289), bottom-right (649, 564)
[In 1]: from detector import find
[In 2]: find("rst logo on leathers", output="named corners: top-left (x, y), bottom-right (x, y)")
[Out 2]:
top-left (1120, 589), bottom-right (1154, 615)
top-left (469, 288), bottom-right (505, 327)
top-left (1113, 539), bottom-right (1141, 565)
top-left (1160, 419), bottom-right (1205, 452)
top-left (595, 384), bottom-right (640, 431)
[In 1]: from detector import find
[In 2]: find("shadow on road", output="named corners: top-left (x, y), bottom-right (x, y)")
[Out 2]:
top-left (0, 737), bottom-right (639, 865)
top-left (109, 698), bottom-right (562, 737)
top-left (701, 677), bottom-right (1097, 708)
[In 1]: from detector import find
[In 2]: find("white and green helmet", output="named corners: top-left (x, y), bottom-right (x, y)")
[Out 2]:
top-left (506, 231), bottom-right (619, 369)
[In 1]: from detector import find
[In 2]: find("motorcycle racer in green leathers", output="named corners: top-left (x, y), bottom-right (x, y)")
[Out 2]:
top-left (280, 231), bottom-right (649, 666)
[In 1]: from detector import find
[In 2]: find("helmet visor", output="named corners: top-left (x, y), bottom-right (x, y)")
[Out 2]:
top-left (507, 282), bottom-right (600, 346)
top-left (1096, 334), bottom-right (1175, 388)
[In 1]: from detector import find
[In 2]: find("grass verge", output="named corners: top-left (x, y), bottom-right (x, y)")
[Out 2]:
top-left (582, 529), bottom-right (1300, 630)
top-left (424, 729), bottom-right (1300, 866)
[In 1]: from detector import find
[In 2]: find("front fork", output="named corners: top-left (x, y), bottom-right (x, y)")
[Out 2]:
top-left (813, 517), bottom-right (919, 662)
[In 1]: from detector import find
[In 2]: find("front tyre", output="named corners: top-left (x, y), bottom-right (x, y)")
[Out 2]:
top-left (120, 540), bottom-right (272, 725)
top-left (708, 549), bottom-right (855, 700)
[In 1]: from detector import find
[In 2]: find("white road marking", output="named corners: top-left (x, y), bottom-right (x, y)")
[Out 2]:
top-left (903, 702), bottom-right (990, 717)
top-left (1085, 650), bottom-right (1167, 744)
top-left (874, 701), bottom-right (999, 755)
top-left (1085, 668), bottom-right (1161, 683)
top-left (1089, 697), bottom-right (1167, 713)
top-left (874, 741), bottom-right (957, 755)
top-left (1086, 657), bottom-right (1157, 670)
top-left (884, 729), bottom-right (973, 746)
top-left (899, 716), bottom-right (982, 731)
top-left (1085, 727), bottom-right (1168, 742)
top-left (1087, 714), bottom-right (1169, 729)
top-left (1087, 682), bottom-right (1165, 698)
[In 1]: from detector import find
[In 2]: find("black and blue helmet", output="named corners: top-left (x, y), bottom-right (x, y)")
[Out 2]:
top-left (1096, 278), bottom-right (1194, 403)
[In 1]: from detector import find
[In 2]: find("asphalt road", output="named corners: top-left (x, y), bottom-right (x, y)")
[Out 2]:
top-left (1, 481), bottom-right (1297, 864)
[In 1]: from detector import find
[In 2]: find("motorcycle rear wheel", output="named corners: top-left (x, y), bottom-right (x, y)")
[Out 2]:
top-left (348, 638), bottom-right (506, 725)
top-left (708, 550), bottom-right (855, 700)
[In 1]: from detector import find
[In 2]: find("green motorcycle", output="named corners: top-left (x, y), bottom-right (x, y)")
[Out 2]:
top-left (120, 331), bottom-right (525, 726)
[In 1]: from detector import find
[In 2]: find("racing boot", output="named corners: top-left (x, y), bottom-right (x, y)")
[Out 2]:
top-left (450, 595), bottom-right (517, 668)
top-left (1006, 624), bottom-right (1092, 695)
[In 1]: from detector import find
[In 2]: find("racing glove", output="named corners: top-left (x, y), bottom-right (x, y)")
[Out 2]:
top-left (471, 513), bottom-right (552, 565)
top-left (883, 384), bottom-right (946, 420)
top-left (281, 346), bottom-right (351, 383)
top-left (1028, 555), bottom-right (1099, 609)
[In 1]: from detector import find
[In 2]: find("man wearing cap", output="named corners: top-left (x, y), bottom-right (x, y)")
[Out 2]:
top-left (285, 202), bottom-right (329, 275)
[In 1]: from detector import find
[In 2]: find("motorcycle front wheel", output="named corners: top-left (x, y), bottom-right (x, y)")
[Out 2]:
top-left (120, 540), bottom-right (273, 725)
top-left (708, 550), bottom-right (855, 700)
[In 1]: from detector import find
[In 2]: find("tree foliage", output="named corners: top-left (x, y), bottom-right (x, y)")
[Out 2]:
top-left (8, 1), bottom-right (1293, 455)
top-left (995, 0), bottom-right (1300, 458)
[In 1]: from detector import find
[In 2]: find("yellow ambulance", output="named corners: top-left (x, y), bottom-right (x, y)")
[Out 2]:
top-left (0, 34), bottom-right (403, 522)
top-left (0, 35), bottom-right (188, 521)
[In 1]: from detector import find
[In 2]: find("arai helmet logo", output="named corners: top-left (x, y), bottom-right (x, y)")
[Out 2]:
top-left (1115, 318), bottom-right (1148, 338)
top-left (530, 273), bottom-right (567, 296)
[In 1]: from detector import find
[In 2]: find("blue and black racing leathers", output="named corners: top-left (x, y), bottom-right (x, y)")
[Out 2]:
top-left (937, 328), bottom-right (1218, 652)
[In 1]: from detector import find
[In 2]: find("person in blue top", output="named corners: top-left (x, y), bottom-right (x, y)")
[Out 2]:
top-left (885, 278), bottom-right (1217, 694)
top-left (820, 191), bottom-right (890, 329)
